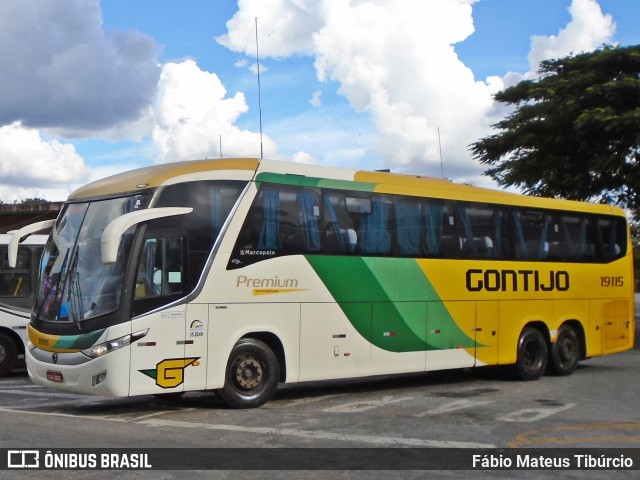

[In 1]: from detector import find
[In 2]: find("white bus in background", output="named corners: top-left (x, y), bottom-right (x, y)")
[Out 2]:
top-left (0, 233), bottom-right (47, 376)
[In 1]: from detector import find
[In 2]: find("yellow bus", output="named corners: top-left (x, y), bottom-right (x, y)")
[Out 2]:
top-left (13, 159), bottom-right (634, 408)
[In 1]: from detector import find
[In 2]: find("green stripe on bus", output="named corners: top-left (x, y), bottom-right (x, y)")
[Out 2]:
top-left (255, 172), bottom-right (377, 192)
top-left (305, 256), bottom-right (477, 352)
top-left (53, 328), bottom-right (106, 350)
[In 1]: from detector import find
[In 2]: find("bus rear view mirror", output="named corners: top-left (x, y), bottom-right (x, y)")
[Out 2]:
top-left (101, 207), bottom-right (193, 264)
top-left (7, 220), bottom-right (55, 268)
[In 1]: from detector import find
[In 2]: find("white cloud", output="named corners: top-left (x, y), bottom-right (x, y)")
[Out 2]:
top-left (528, 0), bottom-right (615, 72)
top-left (151, 59), bottom-right (277, 162)
top-left (291, 151), bottom-right (316, 165)
top-left (0, 0), bottom-right (623, 202)
top-left (500, 0), bottom-right (616, 89)
top-left (220, 0), bottom-right (621, 183)
top-left (217, 0), bottom-right (323, 57)
top-left (0, 0), bottom-right (161, 133)
top-left (0, 123), bottom-right (90, 202)
top-left (249, 62), bottom-right (268, 75)
top-left (309, 91), bottom-right (322, 108)
top-left (222, 0), bottom-right (492, 178)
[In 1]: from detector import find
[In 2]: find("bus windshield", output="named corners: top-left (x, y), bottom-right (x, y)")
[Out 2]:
top-left (35, 194), bottom-right (149, 324)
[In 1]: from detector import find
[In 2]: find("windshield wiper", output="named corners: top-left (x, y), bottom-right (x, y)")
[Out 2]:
top-left (56, 245), bottom-right (84, 330)
top-left (34, 247), bottom-right (69, 323)
top-left (65, 250), bottom-right (84, 330)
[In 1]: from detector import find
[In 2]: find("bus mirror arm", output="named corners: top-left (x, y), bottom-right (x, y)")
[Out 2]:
top-left (101, 207), bottom-right (193, 264)
top-left (8, 219), bottom-right (55, 268)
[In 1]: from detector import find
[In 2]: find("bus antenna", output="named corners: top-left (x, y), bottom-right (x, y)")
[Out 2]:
top-left (255, 17), bottom-right (264, 160)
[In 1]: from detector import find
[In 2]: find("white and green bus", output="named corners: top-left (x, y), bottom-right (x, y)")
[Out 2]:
top-left (0, 233), bottom-right (47, 376)
top-left (15, 159), bottom-right (634, 408)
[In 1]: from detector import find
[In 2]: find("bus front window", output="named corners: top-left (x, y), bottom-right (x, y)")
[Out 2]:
top-left (36, 195), bottom-right (149, 324)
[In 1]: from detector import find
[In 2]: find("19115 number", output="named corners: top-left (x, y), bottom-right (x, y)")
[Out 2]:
top-left (601, 276), bottom-right (624, 287)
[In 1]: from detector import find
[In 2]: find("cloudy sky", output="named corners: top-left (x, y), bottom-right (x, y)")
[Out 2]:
top-left (0, 0), bottom-right (638, 202)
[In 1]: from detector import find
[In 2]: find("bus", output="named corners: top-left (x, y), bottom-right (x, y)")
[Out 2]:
top-left (13, 158), bottom-right (634, 408)
top-left (0, 233), bottom-right (47, 376)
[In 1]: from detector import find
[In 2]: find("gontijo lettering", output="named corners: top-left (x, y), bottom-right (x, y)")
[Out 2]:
top-left (466, 269), bottom-right (570, 292)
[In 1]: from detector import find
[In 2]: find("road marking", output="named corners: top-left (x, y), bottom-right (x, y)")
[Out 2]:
top-left (323, 395), bottom-right (413, 413)
top-left (509, 422), bottom-right (640, 447)
top-left (497, 403), bottom-right (575, 422)
top-left (0, 406), bottom-right (118, 421)
top-left (265, 394), bottom-right (339, 408)
top-left (0, 404), bottom-right (495, 448)
top-left (0, 389), bottom-right (85, 399)
top-left (415, 399), bottom-right (492, 417)
top-left (0, 383), bottom-right (40, 389)
top-left (139, 418), bottom-right (496, 448)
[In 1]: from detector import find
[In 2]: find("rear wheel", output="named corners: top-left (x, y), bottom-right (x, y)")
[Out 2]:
top-left (0, 332), bottom-right (18, 377)
top-left (548, 325), bottom-right (580, 376)
top-left (515, 327), bottom-right (548, 381)
top-left (219, 338), bottom-right (279, 409)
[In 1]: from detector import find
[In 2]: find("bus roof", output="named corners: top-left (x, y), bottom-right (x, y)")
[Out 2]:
top-left (69, 158), bottom-right (260, 201)
top-left (67, 158), bottom-right (624, 217)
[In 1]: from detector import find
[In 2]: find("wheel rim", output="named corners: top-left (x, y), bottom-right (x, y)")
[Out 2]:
top-left (231, 355), bottom-right (264, 391)
top-left (556, 330), bottom-right (578, 369)
top-left (523, 339), bottom-right (542, 371)
top-left (558, 337), bottom-right (576, 363)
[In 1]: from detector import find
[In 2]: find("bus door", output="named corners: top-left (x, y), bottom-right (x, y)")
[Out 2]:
top-left (129, 306), bottom-right (187, 396)
top-left (129, 236), bottom-right (194, 396)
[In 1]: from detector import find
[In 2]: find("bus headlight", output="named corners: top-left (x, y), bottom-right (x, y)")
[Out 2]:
top-left (82, 329), bottom-right (148, 358)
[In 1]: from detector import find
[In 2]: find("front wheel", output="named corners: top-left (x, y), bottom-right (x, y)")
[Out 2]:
top-left (0, 332), bottom-right (18, 377)
top-left (515, 327), bottom-right (548, 381)
top-left (548, 325), bottom-right (580, 376)
top-left (219, 338), bottom-right (279, 409)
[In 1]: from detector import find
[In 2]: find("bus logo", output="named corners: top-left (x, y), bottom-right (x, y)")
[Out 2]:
top-left (139, 357), bottom-right (200, 389)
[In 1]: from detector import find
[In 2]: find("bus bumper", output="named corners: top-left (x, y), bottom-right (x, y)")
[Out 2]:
top-left (26, 346), bottom-right (131, 397)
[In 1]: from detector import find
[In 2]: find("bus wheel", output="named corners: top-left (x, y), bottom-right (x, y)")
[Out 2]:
top-left (0, 332), bottom-right (18, 377)
top-left (548, 325), bottom-right (579, 376)
top-left (219, 338), bottom-right (279, 409)
top-left (515, 327), bottom-right (548, 381)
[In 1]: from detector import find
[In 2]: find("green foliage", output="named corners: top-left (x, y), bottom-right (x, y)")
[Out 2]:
top-left (17, 198), bottom-right (48, 205)
top-left (470, 45), bottom-right (640, 214)
top-left (633, 222), bottom-right (640, 292)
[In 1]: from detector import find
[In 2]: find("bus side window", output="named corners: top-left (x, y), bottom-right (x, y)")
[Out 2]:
top-left (135, 237), bottom-right (185, 299)
top-left (395, 200), bottom-right (423, 256)
top-left (596, 217), bottom-right (626, 261)
top-left (357, 197), bottom-right (392, 255)
top-left (0, 247), bottom-right (31, 298)
top-left (323, 193), bottom-right (357, 254)
top-left (277, 190), bottom-right (321, 254)
top-left (456, 204), bottom-right (501, 259)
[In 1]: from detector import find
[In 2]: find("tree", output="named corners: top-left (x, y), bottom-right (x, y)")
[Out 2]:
top-left (470, 45), bottom-right (640, 214)
top-left (633, 221), bottom-right (640, 291)
top-left (18, 198), bottom-right (48, 205)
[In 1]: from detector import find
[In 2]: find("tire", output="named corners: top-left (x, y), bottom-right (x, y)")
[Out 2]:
top-left (548, 324), bottom-right (580, 376)
top-left (219, 338), bottom-right (279, 409)
top-left (0, 332), bottom-right (18, 377)
top-left (515, 327), bottom-right (548, 381)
